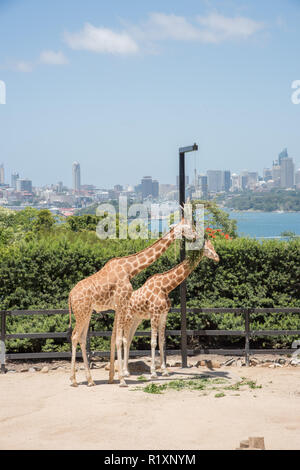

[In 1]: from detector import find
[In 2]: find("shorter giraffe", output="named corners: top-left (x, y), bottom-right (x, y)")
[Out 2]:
top-left (112, 239), bottom-right (219, 382)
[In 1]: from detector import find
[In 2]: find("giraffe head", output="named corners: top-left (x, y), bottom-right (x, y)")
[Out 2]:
top-left (203, 239), bottom-right (220, 262)
top-left (173, 218), bottom-right (198, 241)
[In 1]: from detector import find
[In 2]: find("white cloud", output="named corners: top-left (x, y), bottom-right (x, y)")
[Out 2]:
top-left (64, 22), bottom-right (139, 55)
top-left (128, 12), bottom-right (264, 46)
top-left (39, 50), bottom-right (68, 65)
top-left (14, 61), bottom-right (33, 72)
top-left (196, 13), bottom-right (264, 41)
top-left (142, 13), bottom-right (203, 41)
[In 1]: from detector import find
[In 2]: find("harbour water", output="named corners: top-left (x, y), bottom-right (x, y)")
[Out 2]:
top-left (149, 211), bottom-right (300, 239)
top-left (227, 211), bottom-right (300, 239)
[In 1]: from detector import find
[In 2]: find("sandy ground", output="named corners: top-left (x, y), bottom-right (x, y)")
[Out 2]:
top-left (0, 359), bottom-right (299, 450)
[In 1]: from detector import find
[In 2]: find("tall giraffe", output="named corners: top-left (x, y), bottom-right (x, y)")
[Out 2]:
top-left (68, 218), bottom-right (197, 387)
top-left (112, 239), bottom-right (219, 381)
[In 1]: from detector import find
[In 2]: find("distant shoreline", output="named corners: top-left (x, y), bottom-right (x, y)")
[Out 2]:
top-left (224, 209), bottom-right (300, 213)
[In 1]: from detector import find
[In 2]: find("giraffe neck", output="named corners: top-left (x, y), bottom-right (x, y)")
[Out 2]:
top-left (163, 248), bottom-right (205, 293)
top-left (125, 228), bottom-right (178, 277)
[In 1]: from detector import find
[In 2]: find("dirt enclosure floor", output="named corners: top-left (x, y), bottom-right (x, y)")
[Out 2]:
top-left (0, 356), bottom-right (299, 450)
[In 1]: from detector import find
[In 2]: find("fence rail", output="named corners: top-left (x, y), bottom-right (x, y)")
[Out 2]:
top-left (1, 307), bottom-right (300, 373)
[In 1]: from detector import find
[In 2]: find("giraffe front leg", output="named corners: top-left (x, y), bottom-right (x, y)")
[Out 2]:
top-left (159, 315), bottom-right (169, 377)
top-left (150, 326), bottom-right (158, 379)
top-left (123, 319), bottom-right (139, 377)
top-left (122, 323), bottom-right (131, 377)
top-left (116, 336), bottom-right (127, 387)
top-left (116, 324), bottom-right (127, 387)
top-left (122, 336), bottom-right (130, 377)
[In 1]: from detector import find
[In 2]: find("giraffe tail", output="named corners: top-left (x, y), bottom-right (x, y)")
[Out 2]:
top-left (66, 295), bottom-right (73, 343)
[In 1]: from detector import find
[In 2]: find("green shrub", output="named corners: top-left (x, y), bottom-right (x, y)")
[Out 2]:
top-left (0, 229), bottom-right (299, 353)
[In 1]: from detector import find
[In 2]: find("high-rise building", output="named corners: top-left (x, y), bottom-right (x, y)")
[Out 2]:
top-left (152, 179), bottom-right (159, 198)
top-left (230, 173), bottom-right (240, 191)
top-left (141, 176), bottom-right (159, 199)
top-left (141, 176), bottom-right (153, 199)
top-left (16, 178), bottom-right (32, 192)
top-left (0, 164), bottom-right (4, 185)
top-left (176, 175), bottom-right (189, 189)
top-left (207, 170), bottom-right (223, 192)
top-left (247, 172), bottom-right (258, 189)
top-left (280, 157), bottom-right (294, 188)
top-left (72, 162), bottom-right (81, 192)
top-left (272, 162), bottom-right (281, 186)
top-left (11, 172), bottom-right (19, 189)
top-left (57, 181), bottom-right (64, 193)
top-left (222, 170), bottom-right (231, 192)
top-left (263, 168), bottom-right (272, 181)
top-left (240, 175), bottom-right (248, 191)
top-left (198, 175), bottom-right (208, 199)
top-left (295, 169), bottom-right (300, 189)
top-left (278, 148), bottom-right (288, 165)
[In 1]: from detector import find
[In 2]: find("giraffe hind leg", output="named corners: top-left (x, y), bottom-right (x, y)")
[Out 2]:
top-left (79, 321), bottom-right (95, 387)
top-left (150, 322), bottom-right (158, 379)
top-left (70, 325), bottom-right (80, 387)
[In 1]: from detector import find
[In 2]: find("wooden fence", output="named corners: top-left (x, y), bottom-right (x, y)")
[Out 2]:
top-left (1, 307), bottom-right (300, 373)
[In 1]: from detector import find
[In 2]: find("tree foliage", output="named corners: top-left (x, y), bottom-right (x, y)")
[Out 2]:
top-left (0, 207), bottom-right (299, 352)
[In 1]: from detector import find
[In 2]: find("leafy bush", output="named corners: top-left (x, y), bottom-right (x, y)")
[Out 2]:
top-left (0, 207), bottom-right (299, 353)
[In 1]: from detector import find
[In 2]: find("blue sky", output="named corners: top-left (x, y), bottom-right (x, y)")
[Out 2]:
top-left (0, 0), bottom-right (300, 188)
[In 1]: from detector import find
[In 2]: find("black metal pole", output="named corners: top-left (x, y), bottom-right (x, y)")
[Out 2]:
top-left (179, 151), bottom-right (188, 368)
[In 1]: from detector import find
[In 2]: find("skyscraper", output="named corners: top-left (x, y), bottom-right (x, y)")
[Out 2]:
top-left (272, 162), bottom-right (281, 186)
top-left (295, 169), bottom-right (300, 189)
top-left (16, 178), bottom-right (32, 192)
top-left (152, 179), bottom-right (159, 198)
top-left (198, 175), bottom-right (208, 198)
top-left (72, 162), bottom-right (81, 192)
top-left (207, 170), bottom-right (223, 192)
top-left (222, 170), bottom-right (231, 192)
top-left (176, 175), bottom-right (189, 189)
top-left (141, 176), bottom-right (153, 199)
top-left (11, 172), bottom-right (19, 189)
top-left (0, 164), bottom-right (4, 185)
top-left (280, 158), bottom-right (294, 188)
top-left (140, 176), bottom-right (159, 199)
top-left (278, 148), bottom-right (288, 165)
top-left (263, 168), bottom-right (272, 181)
top-left (247, 172), bottom-right (258, 189)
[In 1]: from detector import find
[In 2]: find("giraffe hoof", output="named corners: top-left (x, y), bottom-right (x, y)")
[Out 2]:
top-left (162, 371), bottom-right (169, 377)
top-left (88, 381), bottom-right (95, 387)
top-left (70, 382), bottom-right (78, 388)
top-left (150, 372), bottom-right (158, 379)
top-left (119, 381), bottom-right (128, 388)
top-left (123, 371), bottom-right (130, 377)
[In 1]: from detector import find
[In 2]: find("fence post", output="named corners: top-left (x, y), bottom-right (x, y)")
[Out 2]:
top-left (244, 309), bottom-right (251, 366)
top-left (1, 311), bottom-right (6, 374)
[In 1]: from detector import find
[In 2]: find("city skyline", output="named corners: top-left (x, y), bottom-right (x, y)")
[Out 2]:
top-left (0, 0), bottom-right (300, 186)
top-left (1, 147), bottom-right (298, 196)
top-left (1, 145), bottom-right (300, 191)
top-left (0, 0), bottom-right (300, 187)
